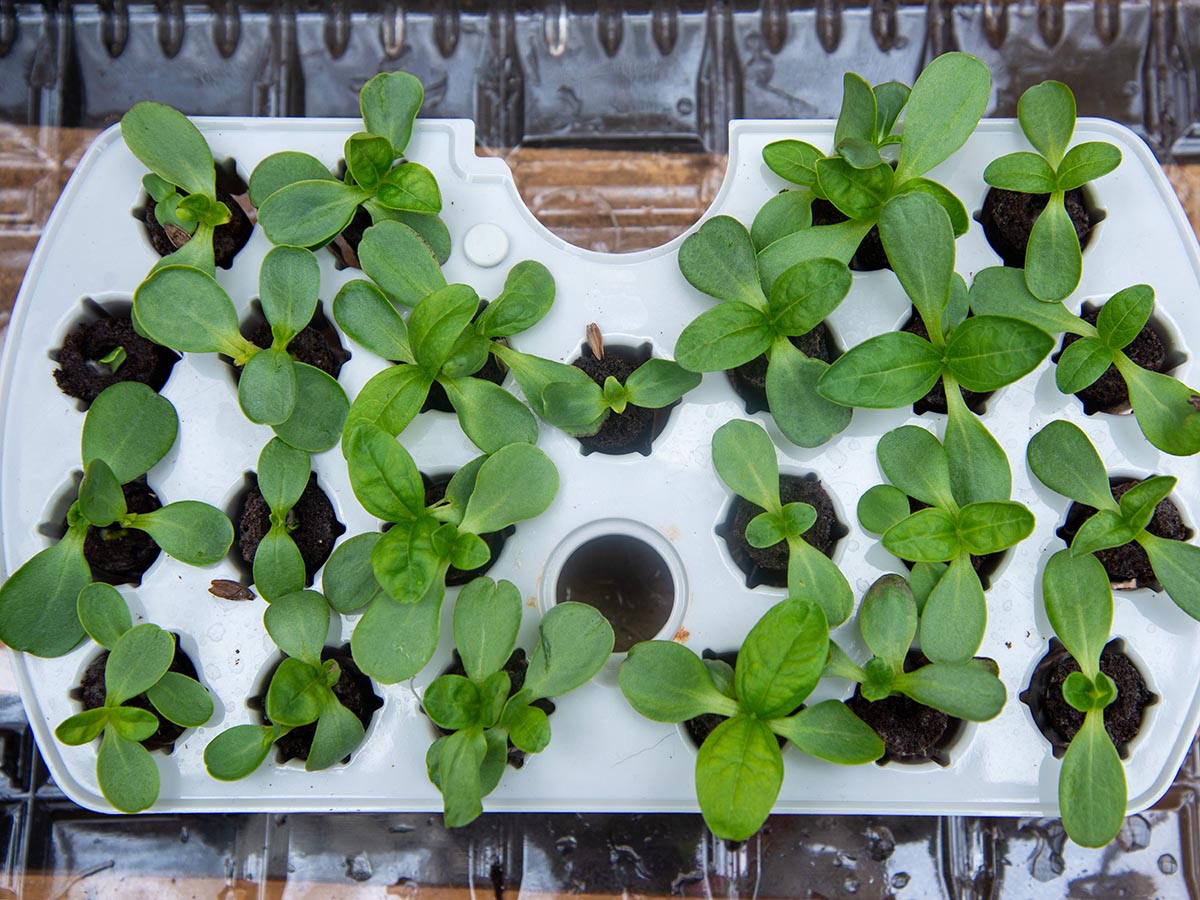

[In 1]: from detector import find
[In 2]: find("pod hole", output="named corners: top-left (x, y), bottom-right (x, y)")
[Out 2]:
top-left (422, 300), bottom-right (508, 413)
top-left (50, 296), bottom-right (180, 410)
top-left (681, 649), bottom-right (795, 750)
top-left (223, 300), bottom-right (350, 387)
top-left (569, 336), bottom-right (676, 457)
top-left (726, 321), bottom-right (843, 417)
top-left (975, 183), bottom-right (1106, 269)
top-left (554, 533), bottom-right (674, 653)
top-left (1019, 637), bottom-right (1157, 759)
top-left (421, 469), bottom-right (514, 584)
top-left (716, 473), bottom-right (847, 590)
top-left (1055, 476), bottom-right (1191, 591)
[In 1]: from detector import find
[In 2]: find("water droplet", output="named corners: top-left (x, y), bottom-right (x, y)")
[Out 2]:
top-left (556, 836), bottom-right (577, 854)
top-left (891, 872), bottom-right (910, 889)
top-left (346, 852), bottom-right (373, 882)
top-left (677, 98), bottom-right (694, 115)
top-left (1117, 815), bottom-right (1151, 852)
top-left (865, 825), bottom-right (895, 861)
top-left (388, 823), bottom-right (415, 834)
top-left (179, 827), bottom-right (189, 843)
top-left (1159, 853), bottom-right (1178, 875)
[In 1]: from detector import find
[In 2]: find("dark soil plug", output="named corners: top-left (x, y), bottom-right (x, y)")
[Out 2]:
top-left (53, 311), bottom-right (179, 404)
top-left (1057, 308), bottom-right (1167, 414)
top-left (810, 197), bottom-right (890, 271)
top-left (727, 323), bottom-right (837, 416)
top-left (142, 187), bottom-right (253, 270)
top-left (82, 480), bottom-right (163, 585)
top-left (571, 336), bottom-right (673, 456)
top-left (979, 187), bottom-right (1093, 268)
top-left (238, 474), bottom-right (345, 585)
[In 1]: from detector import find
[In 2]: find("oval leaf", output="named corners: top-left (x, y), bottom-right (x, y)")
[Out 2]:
top-left (82, 382), bottom-right (179, 484)
top-left (619, 641), bottom-right (740, 722)
top-left (696, 715), bottom-right (783, 842)
top-left (735, 599), bottom-right (829, 719)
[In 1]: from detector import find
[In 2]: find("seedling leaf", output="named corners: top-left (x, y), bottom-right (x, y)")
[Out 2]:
top-left (1060, 712), bottom-right (1125, 847)
top-left (696, 715), bottom-right (782, 842)
top-left (454, 578), bottom-right (522, 682)
top-left (919, 556), bottom-right (986, 663)
top-left (97, 730), bottom-right (160, 813)
top-left (130, 501), bottom-right (234, 567)
top-left (77, 583), bottom-right (132, 650)
top-left (146, 672), bottom-right (213, 728)
top-left (619, 641), bottom-right (740, 721)
top-left (82, 382), bottom-right (179, 484)
top-left (735, 599), bottom-right (828, 719)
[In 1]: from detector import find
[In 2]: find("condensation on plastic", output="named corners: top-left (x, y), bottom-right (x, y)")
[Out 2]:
top-left (1, 1), bottom-right (1198, 160)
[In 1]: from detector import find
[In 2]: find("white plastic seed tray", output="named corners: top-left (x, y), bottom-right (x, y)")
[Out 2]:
top-left (2, 116), bottom-right (1199, 815)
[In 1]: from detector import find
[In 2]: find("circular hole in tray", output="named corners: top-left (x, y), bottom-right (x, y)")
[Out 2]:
top-left (567, 333), bottom-right (680, 457)
top-left (540, 518), bottom-right (687, 654)
top-left (132, 156), bottom-right (255, 270)
top-left (222, 300), bottom-right (351, 391)
top-left (1055, 475), bottom-right (1192, 592)
top-left (715, 472), bottom-right (848, 590)
top-left (248, 644), bottom-right (382, 767)
top-left (69, 630), bottom-right (202, 754)
top-left (419, 468), bottom-right (514, 584)
top-left (1053, 301), bottom-right (1186, 417)
top-left (1019, 637), bottom-right (1158, 760)
top-left (49, 295), bottom-right (180, 411)
top-left (726, 321), bottom-right (843, 417)
top-left (422, 648), bottom-right (555, 770)
top-left (227, 469), bottom-right (346, 592)
top-left (975, 182), bottom-right (1106, 269)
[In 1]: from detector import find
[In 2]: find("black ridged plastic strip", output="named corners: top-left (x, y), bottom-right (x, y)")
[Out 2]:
top-left (156, 0), bottom-right (185, 58)
top-left (99, 0), bottom-right (128, 58)
top-left (213, 0), bottom-right (241, 58)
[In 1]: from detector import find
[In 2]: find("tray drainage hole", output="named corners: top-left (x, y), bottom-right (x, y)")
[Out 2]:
top-left (543, 520), bottom-right (686, 654)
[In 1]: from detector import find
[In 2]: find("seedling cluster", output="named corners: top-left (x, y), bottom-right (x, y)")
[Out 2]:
top-left (0, 55), bottom-right (1196, 851)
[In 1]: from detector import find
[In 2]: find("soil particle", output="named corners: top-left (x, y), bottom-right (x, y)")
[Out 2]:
top-left (810, 198), bottom-right (890, 271)
top-left (143, 188), bottom-right (253, 270)
top-left (1059, 479), bottom-right (1187, 586)
top-left (571, 344), bottom-right (660, 455)
top-left (238, 474), bottom-right (344, 583)
top-left (722, 475), bottom-right (841, 588)
top-left (265, 646), bottom-right (382, 764)
top-left (53, 313), bottom-right (179, 403)
top-left (1025, 640), bottom-right (1155, 757)
top-left (422, 472), bottom-right (512, 585)
top-left (83, 480), bottom-right (163, 585)
top-left (79, 634), bottom-right (200, 753)
top-left (845, 652), bottom-right (961, 765)
top-left (433, 649), bottom-right (555, 769)
top-left (980, 186), bottom-right (1092, 268)
top-left (900, 310), bottom-right (990, 414)
top-left (1059, 308), bottom-right (1166, 414)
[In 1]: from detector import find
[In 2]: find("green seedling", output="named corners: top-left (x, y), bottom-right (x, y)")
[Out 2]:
top-left (325, 427), bottom-right (558, 684)
top-left (96, 346), bottom-right (127, 375)
top-left (56, 583), bottom-right (213, 812)
top-left (248, 438), bottom-right (316, 602)
top-left (425, 578), bottom-right (614, 827)
top-left (824, 574), bottom-right (1006, 724)
top-left (856, 424), bottom-right (1035, 663)
top-left (619, 598), bottom-right (883, 841)
top-left (971, 269), bottom-right (1200, 456)
top-left (251, 71), bottom-right (447, 259)
top-left (1040, 549), bottom-right (1128, 847)
top-left (538, 329), bottom-right (700, 437)
top-left (1027, 420), bottom-right (1200, 618)
top-left (133, 246), bottom-right (349, 452)
top-left (0, 383), bottom-right (233, 657)
top-left (204, 589), bottom-right (368, 778)
top-left (121, 101), bottom-right (241, 274)
top-left (711, 419), bottom-right (853, 626)
top-left (983, 81), bottom-right (1121, 301)
top-left (755, 52), bottom-right (990, 287)
top-left (336, 242), bottom-right (552, 453)
top-left (674, 216), bottom-right (854, 447)
top-left (818, 192), bottom-right (1054, 481)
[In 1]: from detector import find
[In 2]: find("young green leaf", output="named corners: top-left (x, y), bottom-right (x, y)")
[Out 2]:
top-left (874, 81), bottom-right (910, 136)
top-left (323, 533), bottom-right (383, 613)
top-left (260, 245), bottom-right (321, 345)
top-left (248, 151), bottom-right (336, 207)
top-left (882, 508), bottom-right (960, 562)
top-left (345, 132), bottom-right (394, 190)
top-left (893, 661), bottom-right (1006, 720)
top-left (762, 140), bottom-right (823, 187)
top-left (146, 672), bottom-right (213, 728)
top-left (735, 599), bottom-right (828, 719)
top-left (908, 561), bottom-right (948, 614)
top-left (1026, 420), bottom-right (1116, 510)
top-left (129, 501), bottom-right (234, 566)
top-left (1025, 195), bottom-right (1082, 302)
top-left (695, 715), bottom-right (783, 842)
top-left (678, 216), bottom-right (766, 308)
top-left (238, 346), bottom-right (297, 426)
top-left (712, 419), bottom-right (781, 512)
top-left (898, 180), bottom-right (971, 238)
top-left (1138, 534), bottom-right (1200, 621)
top-left (56, 708), bottom-right (111, 745)
top-left (834, 73), bottom-right (878, 150)
top-left (438, 726), bottom-right (487, 828)
top-left (273, 364), bottom-right (349, 454)
top-left (894, 52), bottom-right (990, 184)
top-left (424, 675), bottom-right (482, 730)
top-left (880, 192), bottom-right (955, 336)
top-left (1115, 360), bottom-right (1200, 457)
top-left (815, 158), bottom-right (893, 220)
top-left (857, 484), bottom-right (911, 535)
top-left (968, 266), bottom-right (1086, 336)
top-left (1060, 712), bottom-right (1126, 848)
top-left (508, 704), bottom-right (551, 755)
top-left (82, 382), bottom-right (179, 484)
top-left (78, 458), bottom-right (127, 527)
top-left (360, 70), bottom-right (423, 152)
top-left (1118, 476), bottom-right (1175, 533)
top-left (757, 219), bottom-right (874, 291)
top-left (307, 697), bottom-right (366, 771)
top-left (121, 102), bottom-right (215, 197)
top-left (264, 589), bottom-right (330, 666)
top-left (982, 152), bottom-right (1058, 194)
top-left (470, 261), bottom-right (554, 337)
top-left (350, 585), bottom-right (444, 683)
top-left (750, 190), bottom-right (813, 251)
top-left (769, 699), bottom-right (884, 764)
top-left (674, 302), bottom-right (773, 373)
top-left (105, 623), bottom-right (175, 706)
top-left (1042, 549), bottom-right (1110, 677)
top-left (97, 730), bottom-right (160, 813)
top-left (257, 438), bottom-right (310, 515)
top-left (133, 266), bottom-right (252, 359)
top-left (619, 641), bottom-right (740, 721)
top-left (440, 376), bottom-right (539, 453)
top-left (768, 258), bottom-right (852, 337)
top-left (459, 443), bottom-right (558, 535)
top-left (816, 332), bottom-right (943, 408)
top-left (107, 705), bottom-right (161, 742)
top-left (1056, 337), bottom-right (1114, 394)
top-left (1017, 80), bottom-right (1075, 168)
top-left (376, 163), bottom-right (442, 213)
top-left (258, 180), bottom-right (370, 249)
top-left (943, 316), bottom-right (1054, 391)
top-left (1096, 285), bottom-right (1154, 351)
top-left (333, 279), bottom-right (413, 362)
top-left (409, 285), bottom-right (478, 373)
top-left (859, 574), bottom-right (917, 672)
top-left (346, 423), bottom-right (425, 521)
top-left (766, 342), bottom-right (853, 448)
top-left (77, 582), bottom-right (132, 650)
top-left (786, 540), bottom-right (854, 627)
top-left (1070, 509), bottom-right (1138, 557)
top-left (943, 388), bottom-right (1012, 505)
top-left (919, 556), bottom-right (986, 663)
top-left (266, 657), bottom-right (327, 727)
top-left (876, 425), bottom-right (955, 509)
top-left (343, 364), bottom-right (434, 439)
top-left (523, 602), bottom-right (614, 699)
top-left (358, 220), bottom-right (448, 307)
top-left (621, 359), bottom-right (701, 409)
top-left (454, 578), bottom-right (522, 682)
top-left (0, 532), bottom-right (91, 656)
top-left (1055, 142), bottom-right (1121, 191)
top-left (204, 724), bottom-right (278, 781)
top-left (955, 501), bottom-right (1034, 555)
